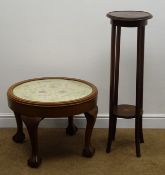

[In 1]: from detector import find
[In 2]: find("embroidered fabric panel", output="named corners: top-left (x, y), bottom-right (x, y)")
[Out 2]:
top-left (13, 79), bottom-right (93, 102)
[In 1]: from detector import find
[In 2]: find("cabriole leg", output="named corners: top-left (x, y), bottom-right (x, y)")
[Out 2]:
top-left (13, 112), bottom-right (25, 143)
top-left (83, 106), bottom-right (98, 157)
top-left (22, 116), bottom-right (42, 168)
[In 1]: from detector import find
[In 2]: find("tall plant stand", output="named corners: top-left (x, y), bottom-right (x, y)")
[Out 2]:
top-left (106, 11), bottom-right (152, 157)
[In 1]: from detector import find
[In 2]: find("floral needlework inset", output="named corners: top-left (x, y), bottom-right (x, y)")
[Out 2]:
top-left (13, 79), bottom-right (93, 103)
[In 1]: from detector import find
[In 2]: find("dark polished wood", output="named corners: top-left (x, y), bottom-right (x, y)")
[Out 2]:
top-left (107, 11), bottom-right (152, 21)
top-left (113, 105), bottom-right (142, 119)
top-left (113, 26), bottom-right (121, 140)
top-left (22, 116), bottom-right (42, 168)
top-left (107, 11), bottom-right (152, 27)
top-left (7, 77), bottom-right (98, 168)
top-left (83, 106), bottom-right (98, 157)
top-left (12, 112), bottom-right (25, 143)
top-left (66, 116), bottom-right (78, 136)
top-left (106, 11), bottom-right (152, 156)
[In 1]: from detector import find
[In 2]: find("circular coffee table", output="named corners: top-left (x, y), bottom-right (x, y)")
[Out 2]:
top-left (7, 77), bottom-right (98, 168)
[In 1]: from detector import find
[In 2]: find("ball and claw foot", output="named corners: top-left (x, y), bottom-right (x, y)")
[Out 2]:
top-left (28, 156), bottom-right (42, 168)
top-left (106, 147), bottom-right (111, 153)
top-left (136, 151), bottom-right (141, 158)
top-left (66, 125), bottom-right (78, 136)
top-left (13, 132), bottom-right (25, 143)
top-left (82, 145), bottom-right (95, 157)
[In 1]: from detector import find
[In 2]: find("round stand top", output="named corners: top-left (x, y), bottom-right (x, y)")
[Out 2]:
top-left (7, 77), bottom-right (97, 106)
top-left (107, 11), bottom-right (153, 21)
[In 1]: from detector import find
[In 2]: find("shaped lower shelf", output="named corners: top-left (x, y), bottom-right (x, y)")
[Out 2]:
top-left (113, 104), bottom-right (142, 119)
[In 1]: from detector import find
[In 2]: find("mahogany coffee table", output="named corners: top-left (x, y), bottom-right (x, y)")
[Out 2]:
top-left (7, 77), bottom-right (98, 168)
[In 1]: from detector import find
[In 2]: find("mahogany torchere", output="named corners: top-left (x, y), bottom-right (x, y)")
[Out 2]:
top-left (106, 11), bottom-right (152, 157)
top-left (7, 77), bottom-right (98, 168)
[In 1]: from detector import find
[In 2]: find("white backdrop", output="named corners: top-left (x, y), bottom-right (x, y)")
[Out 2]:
top-left (0, 1), bottom-right (164, 127)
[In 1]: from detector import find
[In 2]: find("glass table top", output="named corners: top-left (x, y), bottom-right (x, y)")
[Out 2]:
top-left (13, 79), bottom-right (93, 103)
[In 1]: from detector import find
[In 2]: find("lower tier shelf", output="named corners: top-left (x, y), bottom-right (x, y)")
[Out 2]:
top-left (113, 104), bottom-right (142, 119)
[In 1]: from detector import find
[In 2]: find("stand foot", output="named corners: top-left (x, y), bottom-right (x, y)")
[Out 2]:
top-left (13, 132), bottom-right (25, 143)
top-left (28, 156), bottom-right (42, 168)
top-left (66, 116), bottom-right (78, 136)
top-left (66, 125), bottom-right (78, 136)
top-left (83, 145), bottom-right (95, 157)
top-left (135, 118), bottom-right (141, 157)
